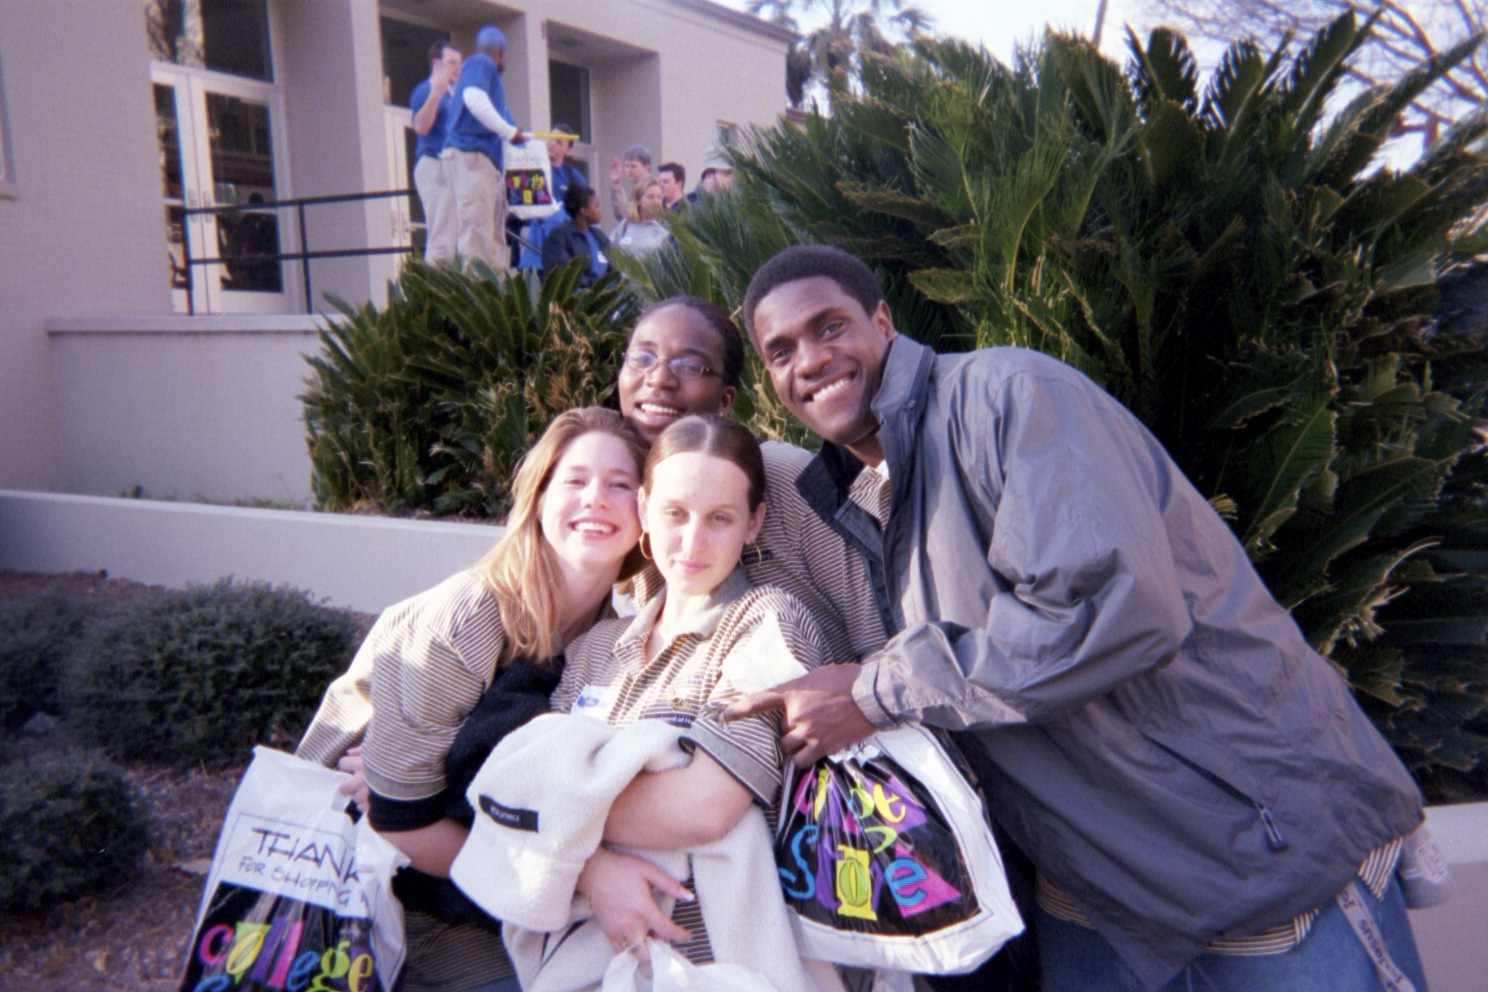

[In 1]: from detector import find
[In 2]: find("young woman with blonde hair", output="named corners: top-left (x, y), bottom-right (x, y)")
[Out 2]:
top-left (609, 179), bottom-right (671, 257)
top-left (296, 406), bottom-right (648, 992)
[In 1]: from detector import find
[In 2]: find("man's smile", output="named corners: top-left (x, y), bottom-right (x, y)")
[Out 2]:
top-left (805, 371), bottom-right (855, 404)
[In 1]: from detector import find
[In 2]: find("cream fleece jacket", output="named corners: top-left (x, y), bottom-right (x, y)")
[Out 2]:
top-left (450, 713), bottom-right (844, 992)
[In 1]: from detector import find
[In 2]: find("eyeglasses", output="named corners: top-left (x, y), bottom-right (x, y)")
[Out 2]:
top-left (623, 349), bottom-right (718, 382)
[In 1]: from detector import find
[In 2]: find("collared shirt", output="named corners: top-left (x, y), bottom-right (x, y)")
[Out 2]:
top-left (356, 570), bottom-right (511, 807)
top-left (409, 78), bottom-right (455, 161)
top-left (555, 568), bottom-right (827, 805)
top-left (445, 53), bottom-right (513, 168)
top-left (556, 570), bottom-right (833, 967)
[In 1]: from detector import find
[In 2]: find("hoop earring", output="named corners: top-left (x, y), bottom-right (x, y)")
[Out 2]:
top-left (639, 532), bottom-right (653, 560)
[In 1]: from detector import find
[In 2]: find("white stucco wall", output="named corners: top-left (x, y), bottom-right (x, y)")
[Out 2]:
top-left (541, 0), bottom-right (797, 182)
top-left (0, 490), bottom-right (501, 612)
top-left (0, 0), bottom-right (170, 491)
top-left (48, 317), bottom-right (320, 504)
top-left (278, 0), bottom-right (398, 313)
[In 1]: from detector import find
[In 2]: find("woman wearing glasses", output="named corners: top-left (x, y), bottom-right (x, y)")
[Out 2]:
top-left (616, 296), bottom-right (741, 445)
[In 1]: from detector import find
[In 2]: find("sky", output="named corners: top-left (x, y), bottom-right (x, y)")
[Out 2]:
top-left (726, 0), bottom-right (1150, 64)
top-left (722, 0), bottom-right (1435, 164)
top-left (905, 0), bottom-right (1146, 62)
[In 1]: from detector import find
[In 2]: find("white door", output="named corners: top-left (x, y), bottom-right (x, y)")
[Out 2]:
top-left (384, 106), bottom-right (422, 257)
top-left (152, 64), bottom-right (295, 314)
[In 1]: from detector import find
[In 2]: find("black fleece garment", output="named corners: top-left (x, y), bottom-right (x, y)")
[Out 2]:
top-left (390, 656), bottom-right (565, 929)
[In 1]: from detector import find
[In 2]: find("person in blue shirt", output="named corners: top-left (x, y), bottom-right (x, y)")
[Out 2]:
top-left (545, 123), bottom-right (585, 210)
top-left (409, 40), bottom-right (461, 263)
top-left (540, 184), bottom-right (609, 287)
top-left (443, 25), bottom-right (526, 272)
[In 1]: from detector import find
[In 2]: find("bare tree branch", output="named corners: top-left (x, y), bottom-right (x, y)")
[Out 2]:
top-left (1137, 0), bottom-right (1487, 150)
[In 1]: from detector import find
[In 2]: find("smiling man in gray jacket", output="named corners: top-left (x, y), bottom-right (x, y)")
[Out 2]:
top-left (727, 245), bottom-right (1428, 992)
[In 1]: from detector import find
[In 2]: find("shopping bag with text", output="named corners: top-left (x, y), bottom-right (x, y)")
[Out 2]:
top-left (504, 139), bottom-right (558, 220)
top-left (773, 726), bottom-right (1021, 973)
top-left (178, 747), bottom-right (407, 992)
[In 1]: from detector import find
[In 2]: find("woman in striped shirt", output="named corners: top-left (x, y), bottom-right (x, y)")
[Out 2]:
top-left (551, 414), bottom-right (834, 967)
top-left (303, 407), bottom-right (649, 992)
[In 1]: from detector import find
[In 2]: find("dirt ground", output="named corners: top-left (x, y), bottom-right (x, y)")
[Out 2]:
top-left (0, 571), bottom-right (371, 992)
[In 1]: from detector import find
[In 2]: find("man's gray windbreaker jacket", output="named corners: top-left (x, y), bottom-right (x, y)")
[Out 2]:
top-left (796, 336), bottom-right (1423, 990)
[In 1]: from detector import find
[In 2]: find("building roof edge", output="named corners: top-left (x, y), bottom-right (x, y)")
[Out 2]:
top-left (663, 0), bottom-right (799, 45)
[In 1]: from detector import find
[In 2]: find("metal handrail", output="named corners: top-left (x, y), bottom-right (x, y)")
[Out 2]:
top-left (179, 188), bottom-right (542, 315)
top-left (181, 188), bottom-right (416, 315)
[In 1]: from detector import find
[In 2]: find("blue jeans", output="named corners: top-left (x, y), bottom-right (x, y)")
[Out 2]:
top-left (1041, 877), bottom-right (1429, 992)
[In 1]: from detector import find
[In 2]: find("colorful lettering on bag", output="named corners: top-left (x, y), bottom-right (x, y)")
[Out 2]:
top-left (285, 950), bottom-right (321, 992)
top-left (848, 783), bottom-right (876, 821)
top-left (879, 773), bottom-right (928, 831)
top-left (884, 858), bottom-right (928, 908)
top-left (307, 941), bottom-right (353, 992)
top-left (347, 953), bottom-right (375, 992)
top-left (507, 170), bottom-right (552, 206)
top-left (887, 842), bottom-right (962, 917)
top-left (226, 922), bottom-right (271, 979)
top-left (833, 845), bottom-right (878, 921)
top-left (778, 824), bottom-right (817, 900)
top-left (872, 783), bottom-right (906, 824)
top-left (811, 767), bottom-right (830, 820)
top-left (247, 916), bottom-right (302, 985)
top-left (864, 824), bottom-right (898, 854)
top-left (199, 925), bottom-right (235, 966)
top-left (775, 753), bottom-right (977, 936)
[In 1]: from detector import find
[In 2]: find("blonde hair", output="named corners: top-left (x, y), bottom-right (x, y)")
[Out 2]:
top-left (630, 179), bottom-right (664, 222)
top-left (474, 408), bottom-right (648, 664)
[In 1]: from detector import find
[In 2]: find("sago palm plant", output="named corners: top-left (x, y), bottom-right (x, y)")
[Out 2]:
top-left (302, 259), bottom-right (639, 518)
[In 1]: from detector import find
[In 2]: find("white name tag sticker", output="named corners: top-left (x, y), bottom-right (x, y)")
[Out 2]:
top-left (572, 683), bottom-right (618, 722)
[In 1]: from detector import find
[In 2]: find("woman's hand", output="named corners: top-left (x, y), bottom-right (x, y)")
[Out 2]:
top-left (577, 847), bottom-right (693, 963)
top-left (336, 745), bottom-right (371, 811)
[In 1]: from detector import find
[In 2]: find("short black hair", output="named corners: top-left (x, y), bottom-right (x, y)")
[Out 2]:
top-left (427, 39), bottom-right (455, 62)
top-left (563, 182), bottom-right (597, 217)
top-left (634, 296), bottom-right (746, 389)
top-left (659, 161), bottom-right (686, 186)
top-left (741, 245), bottom-right (885, 344)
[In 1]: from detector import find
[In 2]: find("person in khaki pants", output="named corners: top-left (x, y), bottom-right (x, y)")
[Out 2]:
top-left (410, 40), bottom-right (461, 263)
top-left (442, 25), bottom-right (526, 271)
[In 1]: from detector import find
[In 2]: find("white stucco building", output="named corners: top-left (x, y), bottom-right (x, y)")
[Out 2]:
top-left (0, 0), bottom-right (792, 498)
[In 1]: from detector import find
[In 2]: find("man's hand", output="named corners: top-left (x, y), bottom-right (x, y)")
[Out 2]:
top-left (723, 663), bottom-right (876, 766)
top-left (432, 60), bottom-right (457, 93)
top-left (336, 745), bottom-right (370, 811)
top-left (576, 847), bottom-right (692, 963)
top-left (609, 157), bottom-right (623, 185)
top-left (510, 128), bottom-right (527, 146)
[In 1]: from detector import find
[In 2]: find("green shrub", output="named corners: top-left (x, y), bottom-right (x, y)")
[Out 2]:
top-left (0, 593), bottom-right (96, 729)
top-left (0, 752), bottom-right (150, 914)
top-left (64, 581), bottom-right (359, 767)
top-left (303, 258), bottom-right (641, 518)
